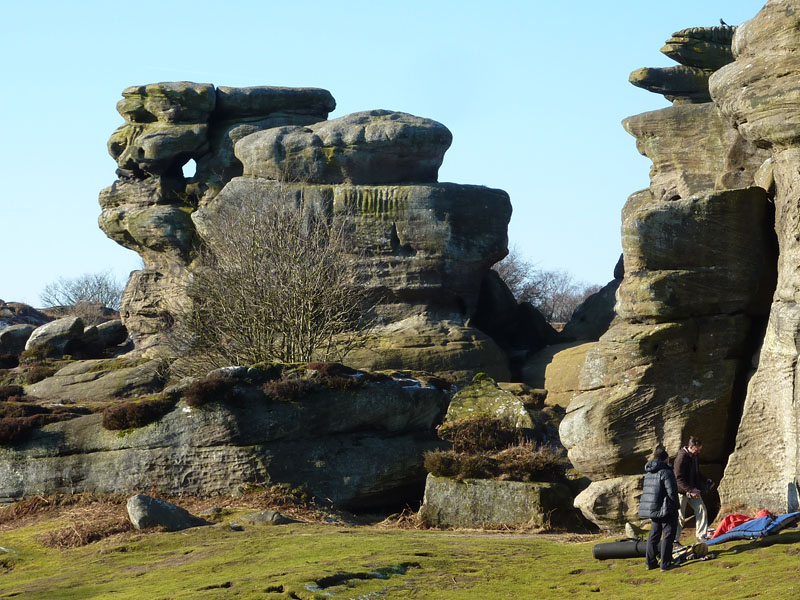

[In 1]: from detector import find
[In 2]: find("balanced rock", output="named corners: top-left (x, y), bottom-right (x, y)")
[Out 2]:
top-left (235, 110), bottom-right (452, 184)
top-left (126, 494), bottom-right (206, 531)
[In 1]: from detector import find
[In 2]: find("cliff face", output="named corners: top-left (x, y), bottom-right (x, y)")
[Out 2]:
top-left (560, 20), bottom-right (781, 529)
top-left (100, 84), bottom-right (513, 382)
top-left (709, 0), bottom-right (800, 512)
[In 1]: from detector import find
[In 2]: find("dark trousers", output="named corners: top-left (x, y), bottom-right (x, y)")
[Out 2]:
top-left (646, 514), bottom-right (678, 568)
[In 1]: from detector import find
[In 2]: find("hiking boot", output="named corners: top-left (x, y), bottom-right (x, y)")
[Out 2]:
top-left (660, 563), bottom-right (676, 572)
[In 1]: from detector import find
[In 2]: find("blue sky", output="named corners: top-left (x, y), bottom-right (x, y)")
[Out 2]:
top-left (0, 1), bottom-right (763, 306)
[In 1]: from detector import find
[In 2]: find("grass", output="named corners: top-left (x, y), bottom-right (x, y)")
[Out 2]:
top-left (0, 500), bottom-right (799, 599)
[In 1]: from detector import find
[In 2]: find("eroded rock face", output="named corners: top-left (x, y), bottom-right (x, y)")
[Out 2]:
top-left (100, 82), bottom-right (511, 381)
top-left (0, 377), bottom-right (449, 509)
top-left (561, 22), bottom-right (777, 528)
top-left (709, 0), bottom-right (800, 512)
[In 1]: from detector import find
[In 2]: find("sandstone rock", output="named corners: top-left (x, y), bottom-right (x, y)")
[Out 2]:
top-left (239, 510), bottom-right (296, 525)
top-left (235, 110), bottom-right (452, 184)
top-left (117, 82), bottom-right (216, 124)
top-left (0, 302), bottom-right (52, 330)
top-left (126, 494), bottom-right (207, 531)
top-left (95, 319), bottom-right (128, 347)
top-left (445, 376), bottom-right (535, 429)
top-left (521, 342), bottom-right (596, 408)
top-left (661, 26), bottom-right (736, 70)
top-left (629, 65), bottom-right (713, 104)
top-left (214, 86), bottom-right (335, 119)
top-left (24, 317), bottom-right (84, 358)
top-left (0, 377), bottom-right (449, 509)
top-left (26, 357), bottom-right (165, 401)
top-left (0, 324), bottom-right (36, 355)
top-left (560, 279), bottom-right (619, 342)
top-left (623, 104), bottom-right (769, 203)
top-left (573, 476), bottom-right (643, 532)
top-left (345, 315), bottom-right (510, 384)
top-left (418, 475), bottom-right (578, 529)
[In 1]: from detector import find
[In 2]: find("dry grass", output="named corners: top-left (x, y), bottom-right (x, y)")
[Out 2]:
top-left (437, 416), bottom-right (522, 453)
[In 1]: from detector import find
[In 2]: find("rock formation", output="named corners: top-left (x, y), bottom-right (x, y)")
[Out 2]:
top-left (100, 82), bottom-right (513, 382)
top-left (709, 0), bottom-right (800, 512)
top-left (560, 19), bottom-right (777, 529)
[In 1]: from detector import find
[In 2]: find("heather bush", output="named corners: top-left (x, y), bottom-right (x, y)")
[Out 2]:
top-left (101, 395), bottom-right (177, 430)
top-left (437, 416), bottom-right (522, 454)
top-left (262, 378), bottom-right (315, 402)
top-left (23, 364), bottom-right (56, 384)
top-left (0, 418), bottom-right (33, 445)
top-left (182, 375), bottom-right (237, 408)
top-left (0, 385), bottom-right (24, 401)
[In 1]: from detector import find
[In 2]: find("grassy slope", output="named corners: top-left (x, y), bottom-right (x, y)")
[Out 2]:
top-left (2, 515), bottom-right (800, 600)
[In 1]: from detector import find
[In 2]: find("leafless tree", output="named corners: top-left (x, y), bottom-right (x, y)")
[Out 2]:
top-left (493, 248), bottom-right (601, 323)
top-left (170, 183), bottom-right (373, 374)
top-left (40, 271), bottom-right (124, 311)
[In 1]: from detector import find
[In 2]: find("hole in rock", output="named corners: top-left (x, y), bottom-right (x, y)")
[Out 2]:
top-left (182, 158), bottom-right (197, 179)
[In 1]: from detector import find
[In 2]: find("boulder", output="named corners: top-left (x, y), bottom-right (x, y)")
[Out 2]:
top-left (239, 510), bottom-right (296, 525)
top-left (661, 26), bottom-right (736, 71)
top-left (629, 65), bottom-right (713, 104)
top-left (235, 110), bottom-right (452, 184)
top-left (573, 476), bottom-right (643, 532)
top-left (126, 494), bottom-right (207, 531)
top-left (0, 302), bottom-right (52, 330)
top-left (0, 324), bottom-right (36, 355)
top-left (445, 376), bottom-right (535, 429)
top-left (24, 317), bottom-right (84, 358)
top-left (560, 278), bottom-right (620, 343)
top-left (26, 358), bottom-right (165, 401)
top-left (418, 475), bottom-right (578, 529)
top-left (95, 319), bottom-right (128, 348)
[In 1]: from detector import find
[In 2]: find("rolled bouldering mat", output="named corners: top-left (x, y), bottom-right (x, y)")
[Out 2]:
top-left (592, 539), bottom-right (647, 560)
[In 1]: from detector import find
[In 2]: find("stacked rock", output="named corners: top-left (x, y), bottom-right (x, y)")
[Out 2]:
top-left (100, 83), bottom-right (513, 381)
top-left (560, 23), bottom-right (777, 529)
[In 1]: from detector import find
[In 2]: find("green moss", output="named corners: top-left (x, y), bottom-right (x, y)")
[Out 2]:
top-left (2, 512), bottom-right (800, 599)
top-left (86, 357), bottom-right (149, 374)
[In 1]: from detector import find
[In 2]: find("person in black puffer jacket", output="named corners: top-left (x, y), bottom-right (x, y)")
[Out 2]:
top-left (638, 446), bottom-right (679, 571)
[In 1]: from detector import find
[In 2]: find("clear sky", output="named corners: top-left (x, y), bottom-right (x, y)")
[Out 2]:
top-left (0, 0), bottom-right (764, 306)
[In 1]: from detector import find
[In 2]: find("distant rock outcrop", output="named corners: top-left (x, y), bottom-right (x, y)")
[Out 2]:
top-left (100, 82), bottom-right (513, 382)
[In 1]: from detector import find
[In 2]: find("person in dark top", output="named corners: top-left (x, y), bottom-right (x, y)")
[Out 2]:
top-left (674, 436), bottom-right (714, 542)
top-left (638, 445), bottom-right (679, 571)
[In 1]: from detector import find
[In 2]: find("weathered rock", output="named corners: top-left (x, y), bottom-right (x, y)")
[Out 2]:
top-left (445, 376), bottom-right (535, 429)
top-left (24, 317), bottom-right (84, 358)
top-left (560, 279), bottom-right (620, 342)
top-left (239, 510), bottom-right (296, 525)
top-left (522, 342), bottom-right (596, 408)
top-left (0, 377), bottom-right (449, 509)
top-left (629, 65), bottom-right (713, 104)
top-left (623, 105), bottom-right (769, 203)
top-left (345, 316), bottom-right (510, 385)
top-left (126, 494), bottom-right (207, 531)
top-left (95, 319), bottom-right (128, 348)
top-left (708, 1), bottom-right (800, 511)
top-left (214, 86), bottom-right (335, 119)
top-left (418, 475), bottom-right (578, 529)
top-left (26, 358), bottom-right (164, 401)
top-left (235, 110), bottom-right (452, 184)
top-left (0, 302), bottom-right (52, 330)
top-left (661, 26), bottom-right (736, 71)
top-left (0, 324), bottom-right (36, 355)
top-left (573, 476), bottom-right (643, 532)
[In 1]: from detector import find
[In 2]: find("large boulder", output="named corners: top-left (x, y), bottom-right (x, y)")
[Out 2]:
top-left (445, 376), bottom-right (535, 429)
top-left (126, 494), bottom-right (207, 531)
top-left (235, 110), bottom-right (452, 184)
top-left (521, 342), bottom-right (596, 408)
top-left (24, 317), bottom-right (85, 358)
top-left (418, 475), bottom-right (578, 529)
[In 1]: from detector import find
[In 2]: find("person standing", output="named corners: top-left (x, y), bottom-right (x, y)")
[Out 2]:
top-left (638, 446), bottom-right (679, 571)
top-left (674, 436), bottom-right (714, 542)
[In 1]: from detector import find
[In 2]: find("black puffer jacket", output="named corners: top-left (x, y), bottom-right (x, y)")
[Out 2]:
top-left (638, 459), bottom-right (678, 519)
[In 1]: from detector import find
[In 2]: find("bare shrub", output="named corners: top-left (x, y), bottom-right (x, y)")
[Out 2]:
top-left (101, 395), bottom-right (177, 430)
top-left (493, 247), bottom-right (602, 323)
top-left (169, 183), bottom-right (374, 375)
top-left (437, 416), bottom-right (522, 454)
top-left (0, 418), bottom-right (33, 445)
top-left (22, 364), bottom-right (56, 384)
top-left (494, 442), bottom-right (568, 482)
top-left (40, 270), bottom-right (124, 312)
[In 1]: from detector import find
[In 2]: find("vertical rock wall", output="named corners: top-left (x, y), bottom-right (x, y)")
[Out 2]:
top-left (710, 0), bottom-right (800, 511)
top-left (560, 24), bottom-right (776, 529)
